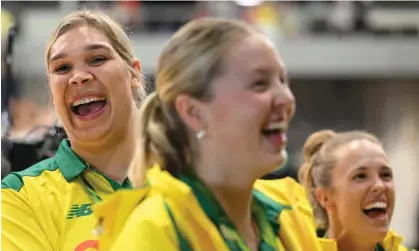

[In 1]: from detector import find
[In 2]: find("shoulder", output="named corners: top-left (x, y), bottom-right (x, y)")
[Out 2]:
top-left (95, 188), bottom-right (177, 251)
top-left (254, 177), bottom-right (314, 223)
top-left (97, 188), bottom-right (174, 230)
top-left (382, 229), bottom-right (417, 251)
top-left (130, 191), bottom-right (173, 224)
top-left (255, 177), bottom-right (308, 206)
top-left (1, 157), bottom-right (59, 192)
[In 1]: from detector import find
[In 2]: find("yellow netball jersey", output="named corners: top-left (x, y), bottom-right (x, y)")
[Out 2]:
top-left (1, 140), bottom-right (131, 251)
top-left (93, 165), bottom-right (330, 251)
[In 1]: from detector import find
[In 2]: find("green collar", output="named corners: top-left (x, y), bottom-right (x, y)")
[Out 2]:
top-left (178, 173), bottom-right (289, 251)
top-left (55, 140), bottom-right (131, 190)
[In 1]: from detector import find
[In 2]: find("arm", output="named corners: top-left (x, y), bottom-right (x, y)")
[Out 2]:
top-left (2, 188), bottom-right (54, 251)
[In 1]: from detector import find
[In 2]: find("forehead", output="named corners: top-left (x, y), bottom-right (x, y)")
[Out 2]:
top-left (49, 25), bottom-right (112, 58)
top-left (335, 139), bottom-right (389, 173)
top-left (222, 34), bottom-right (284, 75)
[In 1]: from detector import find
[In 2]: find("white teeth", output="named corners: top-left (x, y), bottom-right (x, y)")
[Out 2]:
top-left (364, 201), bottom-right (387, 210)
top-left (73, 97), bottom-right (106, 107)
top-left (264, 121), bottom-right (288, 131)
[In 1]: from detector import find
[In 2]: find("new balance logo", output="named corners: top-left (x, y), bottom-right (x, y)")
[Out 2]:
top-left (67, 203), bottom-right (93, 219)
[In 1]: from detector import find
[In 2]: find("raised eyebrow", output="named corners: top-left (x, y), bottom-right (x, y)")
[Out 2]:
top-left (49, 43), bottom-right (112, 62)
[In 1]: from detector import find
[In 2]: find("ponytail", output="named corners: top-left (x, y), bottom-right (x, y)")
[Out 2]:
top-left (298, 130), bottom-right (336, 229)
top-left (129, 92), bottom-right (191, 187)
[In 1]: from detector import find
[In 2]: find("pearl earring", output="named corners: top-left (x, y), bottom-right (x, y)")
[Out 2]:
top-left (196, 130), bottom-right (206, 139)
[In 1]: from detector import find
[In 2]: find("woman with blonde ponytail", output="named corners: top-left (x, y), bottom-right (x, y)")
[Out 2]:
top-left (299, 130), bottom-right (415, 251)
top-left (93, 17), bottom-right (328, 251)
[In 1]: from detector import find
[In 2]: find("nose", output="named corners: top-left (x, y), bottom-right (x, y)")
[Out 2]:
top-left (69, 69), bottom-right (93, 86)
top-left (273, 83), bottom-right (296, 119)
top-left (371, 177), bottom-right (386, 194)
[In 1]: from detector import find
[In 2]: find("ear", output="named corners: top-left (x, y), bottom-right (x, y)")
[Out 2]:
top-left (315, 187), bottom-right (335, 211)
top-left (175, 94), bottom-right (207, 134)
top-left (130, 59), bottom-right (141, 88)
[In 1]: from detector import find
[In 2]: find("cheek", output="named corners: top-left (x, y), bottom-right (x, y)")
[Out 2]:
top-left (98, 65), bottom-right (132, 97)
top-left (387, 181), bottom-right (396, 206)
top-left (49, 78), bottom-right (66, 107)
top-left (333, 185), bottom-right (359, 216)
top-left (213, 93), bottom-right (267, 127)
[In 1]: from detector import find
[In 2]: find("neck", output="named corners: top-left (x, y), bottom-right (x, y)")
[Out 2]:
top-left (195, 161), bottom-right (258, 248)
top-left (72, 118), bottom-right (136, 184)
top-left (328, 228), bottom-right (377, 251)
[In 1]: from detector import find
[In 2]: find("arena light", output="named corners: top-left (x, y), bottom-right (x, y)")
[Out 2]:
top-left (235, 0), bottom-right (262, 7)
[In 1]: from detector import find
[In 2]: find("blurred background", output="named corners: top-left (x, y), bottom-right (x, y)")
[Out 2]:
top-left (1, 0), bottom-right (418, 247)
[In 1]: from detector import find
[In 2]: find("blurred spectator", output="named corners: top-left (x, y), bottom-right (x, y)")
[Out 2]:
top-left (6, 77), bottom-right (55, 142)
top-left (328, 0), bottom-right (356, 34)
top-left (113, 1), bottom-right (142, 28)
top-left (244, 2), bottom-right (281, 41)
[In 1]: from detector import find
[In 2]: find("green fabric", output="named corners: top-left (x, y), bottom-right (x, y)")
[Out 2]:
top-left (179, 173), bottom-right (285, 251)
top-left (252, 190), bottom-right (292, 235)
top-left (85, 165), bottom-right (131, 190)
top-left (54, 139), bottom-right (89, 181)
top-left (1, 158), bottom-right (58, 191)
top-left (164, 201), bottom-right (193, 251)
top-left (2, 139), bottom-right (132, 192)
top-left (375, 244), bottom-right (385, 251)
top-left (80, 174), bottom-right (103, 203)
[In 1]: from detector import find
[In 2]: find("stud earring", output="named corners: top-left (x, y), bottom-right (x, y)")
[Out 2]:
top-left (196, 130), bottom-right (206, 139)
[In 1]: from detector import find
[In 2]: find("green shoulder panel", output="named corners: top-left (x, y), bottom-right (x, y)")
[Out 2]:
top-left (1, 157), bottom-right (59, 192)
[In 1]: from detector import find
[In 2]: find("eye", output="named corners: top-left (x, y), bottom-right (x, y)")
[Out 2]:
top-left (279, 75), bottom-right (289, 86)
top-left (353, 173), bottom-right (367, 180)
top-left (90, 56), bottom-right (107, 66)
top-left (380, 169), bottom-right (393, 181)
top-left (54, 64), bottom-right (71, 74)
top-left (252, 80), bottom-right (269, 92)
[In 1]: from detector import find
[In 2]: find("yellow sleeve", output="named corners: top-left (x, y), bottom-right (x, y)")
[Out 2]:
top-left (1, 188), bottom-right (54, 251)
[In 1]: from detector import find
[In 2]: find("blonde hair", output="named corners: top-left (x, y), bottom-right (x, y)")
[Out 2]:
top-left (45, 9), bottom-right (145, 107)
top-left (298, 130), bottom-right (381, 229)
top-left (129, 18), bottom-right (257, 187)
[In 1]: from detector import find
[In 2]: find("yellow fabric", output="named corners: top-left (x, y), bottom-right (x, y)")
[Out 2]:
top-left (382, 230), bottom-right (415, 251)
top-left (2, 169), bottom-right (122, 251)
top-left (1, 140), bottom-right (130, 251)
top-left (93, 166), bottom-right (332, 251)
top-left (317, 228), bottom-right (412, 251)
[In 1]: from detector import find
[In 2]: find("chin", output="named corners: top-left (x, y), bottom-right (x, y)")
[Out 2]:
top-left (272, 148), bottom-right (288, 166)
top-left (361, 226), bottom-right (389, 245)
top-left (260, 150), bottom-right (287, 175)
top-left (374, 226), bottom-right (390, 239)
top-left (71, 123), bottom-right (114, 145)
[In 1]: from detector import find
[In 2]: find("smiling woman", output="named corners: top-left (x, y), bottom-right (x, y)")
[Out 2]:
top-left (92, 17), bottom-right (330, 251)
top-left (1, 9), bottom-right (145, 251)
top-left (299, 130), bottom-right (415, 251)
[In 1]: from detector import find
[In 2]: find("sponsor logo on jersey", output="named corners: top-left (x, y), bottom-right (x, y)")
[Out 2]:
top-left (67, 203), bottom-right (93, 219)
